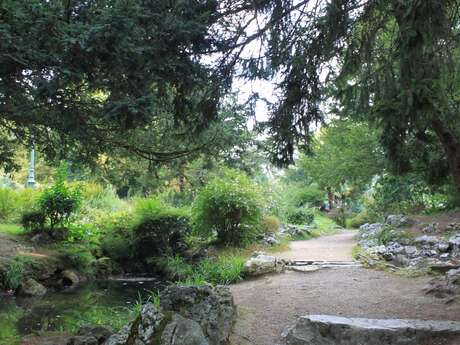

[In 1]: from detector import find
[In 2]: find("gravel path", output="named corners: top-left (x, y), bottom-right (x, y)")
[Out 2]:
top-left (229, 231), bottom-right (460, 345)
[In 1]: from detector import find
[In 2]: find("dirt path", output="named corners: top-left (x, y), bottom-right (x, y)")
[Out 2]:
top-left (275, 231), bottom-right (355, 261)
top-left (229, 231), bottom-right (460, 345)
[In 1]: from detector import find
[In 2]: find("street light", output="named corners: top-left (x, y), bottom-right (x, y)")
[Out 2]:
top-left (26, 146), bottom-right (36, 188)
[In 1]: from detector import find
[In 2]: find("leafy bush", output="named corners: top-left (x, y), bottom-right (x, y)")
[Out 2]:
top-left (98, 211), bottom-right (136, 263)
top-left (286, 208), bottom-right (314, 225)
top-left (20, 210), bottom-right (46, 231)
top-left (346, 210), bottom-right (374, 228)
top-left (159, 254), bottom-right (245, 285)
top-left (192, 170), bottom-right (263, 246)
top-left (39, 175), bottom-right (81, 229)
top-left (58, 245), bottom-right (96, 274)
top-left (133, 205), bottom-right (191, 258)
top-left (292, 184), bottom-right (325, 208)
top-left (262, 215), bottom-right (280, 234)
top-left (0, 188), bottom-right (19, 222)
top-left (80, 182), bottom-right (126, 211)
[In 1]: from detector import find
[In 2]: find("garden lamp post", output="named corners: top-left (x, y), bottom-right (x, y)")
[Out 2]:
top-left (26, 146), bottom-right (36, 188)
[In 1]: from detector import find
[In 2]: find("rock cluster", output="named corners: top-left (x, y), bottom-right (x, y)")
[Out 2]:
top-left (357, 218), bottom-right (460, 271)
top-left (280, 224), bottom-right (314, 238)
top-left (282, 314), bottom-right (460, 345)
top-left (103, 285), bottom-right (235, 345)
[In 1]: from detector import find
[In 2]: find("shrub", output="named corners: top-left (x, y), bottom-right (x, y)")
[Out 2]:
top-left (80, 182), bottom-right (126, 211)
top-left (286, 208), bottom-right (314, 225)
top-left (3, 259), bottom-right (24, 290)
top-left (262, 215), bottom-right (281, 234)
top-left (21, 210), bottom-right (46, 231)
top-left (292, 184), bottom-right (325, 208)
top-left (192, 170), bottom-right (263, 246)
top-left (39, 174), bottom-right (81, 229)
top-left (58, 245), bottom-right (96, 274)
top-left (0, 188), bottom-right (19, 222)
top-left (196, 255), bottom-right (245, 285)
top-left (133, 209), bottom-right (191, 258)
top-left (346, 210), bottom-right (374, 228)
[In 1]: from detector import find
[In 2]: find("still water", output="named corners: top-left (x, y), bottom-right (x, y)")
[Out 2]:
top-left (0, 278), bottom-right (163, 345)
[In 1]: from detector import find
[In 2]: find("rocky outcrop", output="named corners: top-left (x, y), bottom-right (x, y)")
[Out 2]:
top-left (282, 315), bottom-right (460, 345)
top-left (103, 285), bottom-right (235, 345)
top-left (243, 252), bottom-right (286, 276)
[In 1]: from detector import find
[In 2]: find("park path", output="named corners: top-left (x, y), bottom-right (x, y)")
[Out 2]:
top-left (274, 230), bottom-right (355, 261)
top-left (229, 230), bottom-right (460, 345)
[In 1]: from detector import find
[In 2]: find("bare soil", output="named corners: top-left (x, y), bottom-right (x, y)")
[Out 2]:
top-left (229, 231), bottom-right (460, 345)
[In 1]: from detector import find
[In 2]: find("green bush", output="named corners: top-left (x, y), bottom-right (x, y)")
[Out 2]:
top-left (58, 245), bottom-right (96, 274)
top-left (3, 259), bottom-right (25, 290)
top-left (0, 188), bottom-right (19, 222)
top-left (39, 176), bottom-right (81, 230)
top-left (262, 215), bottom-right (281, 234)
top-left (292, 184), bottom-right (325, 208)
top-left (192, 169), bottom-right (263, 246)
top-left (133, 206), bottom-right (191, 258)
top-left (286, 208), bottom-right (314, 225)
top-left (80, 182), bottom-right (126, 211)
top-left (20, 210), bottom-right (46, 231)
top-left (346, 210), bottom-right (374, 228)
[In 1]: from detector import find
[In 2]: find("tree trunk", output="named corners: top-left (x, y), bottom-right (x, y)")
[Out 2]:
top-left (431, 117), bottom-right (460, 192)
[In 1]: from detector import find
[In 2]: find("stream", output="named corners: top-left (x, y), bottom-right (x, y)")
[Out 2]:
top-left (0, 278), bottom-right (163, 345)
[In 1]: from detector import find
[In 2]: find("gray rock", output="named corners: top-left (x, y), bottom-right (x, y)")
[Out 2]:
top-left (68, 335), bottom-right (98, 345)
top-left (440, 253), bottom-right (450, 260)
top-left (422, 223), bottom-right (438, 233)
top-left (103, 325), bottom-right (130, 345)
top-left (17, 278), bottom-right (47, 297)
top-left (61, 269), bottom-right (80, 286)
top-left (385, 215), bottom-right (411, 227)
top-left (414, 235), bottom-right (440, 245)
top-left (160, 285), bottom-right (235, 345)
top-left (282, 314), bottom-right (460, 345)
top-left (438, 242), bottom-right (450, 252)
top-left (243, 252), bottom-right (285, 276)
top-left (392, 254), bottom-right (411, 267)
top-left (161, 314), bottom-right (209, 345)
top-left (78, 325), bottom-right (113, 344)
top-left (103, 303), bottom-right (164, 345)
top-left (404, 246), bottom-right (418, 257)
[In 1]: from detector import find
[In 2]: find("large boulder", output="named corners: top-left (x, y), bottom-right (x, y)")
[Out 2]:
top-left (282, 315), bottom-right (460, 345)
top-left (17, 278), bottom-right (47, 297)
top-left (243, 252), bottom-right (285, 276)
top-left (161, 314), bottom-right (209, 345)
top-left (103, 285), bottom-right (235, 345)
top-left (385, 215), bottom-right (411, 227)
top-left (160, 285), bottom-right (235, 345)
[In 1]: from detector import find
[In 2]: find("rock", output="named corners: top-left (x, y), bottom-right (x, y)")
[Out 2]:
top-left (67, 336), bottom-right (98, 345)
top-left (103, 303), bottom-right (164, 345)
top-left (17, 278), bottom-right (47, 297)
top-left (61, 270), bottom-right (80, 287)
top-left (438, 242), bottom-right (451, 252)
top-left (243, 252), bottom-right (285, 276)
top-left (160, 314), bottom-right (209, 345)
top-left (440, 253), bottom-right (450, 260)
top-left (448, 234), bottom-right (460, 247)
top-left (160, 285), bottom-right (235, 345)
top-left (30, 232), bottom-right (53, 245)
top-left (282, 314), bottom-right (460, 345)
top-left (103, 325), bottom-right (130, 345)
top-left (77, 325), bottom-right (113, 344)
top-left (414, 235), bottom-right (440, 245)
top-left (392, 254), bottom-right (411, 267)
top-left (446, 223), bottom-right (460, 232)
top-left (430, 262), bottom-right (460, 274)
top-left (385, 215), bottom-right (411, 227)
top-left (288, 266), bottom-right (320, 273)
top-left (422, 223), bottom-right (438, 233)
top-left (404, 246), bottom-right (418, 257)
top-left (447, 268), bottom-right (460, 285)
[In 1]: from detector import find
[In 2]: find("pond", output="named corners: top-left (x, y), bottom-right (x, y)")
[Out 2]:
top-left (0, 278), bottom-right (164, 345)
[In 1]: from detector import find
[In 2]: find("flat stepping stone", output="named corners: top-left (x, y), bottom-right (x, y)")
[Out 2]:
top-left (288, 266), bottom-right (320, 273)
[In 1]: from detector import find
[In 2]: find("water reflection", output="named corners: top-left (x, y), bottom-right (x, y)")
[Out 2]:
top-left (0, 279), bottom-right (163, 345)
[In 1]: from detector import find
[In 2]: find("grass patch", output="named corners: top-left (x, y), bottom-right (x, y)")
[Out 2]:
top-left (313, 213), bottom-right (341, 234)
top-left (351, 245), bottom-right (365, 260)
top-left (0, 224), bottom-right (26, 236)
